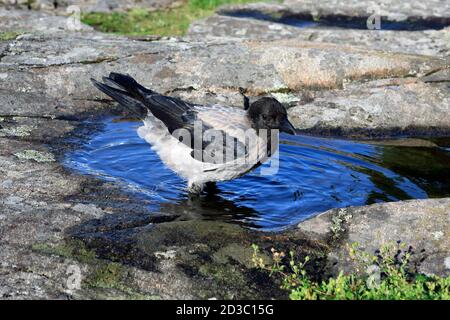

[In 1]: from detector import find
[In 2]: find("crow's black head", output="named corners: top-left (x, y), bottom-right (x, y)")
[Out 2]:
top-left (247, 97), bottom-right (296, 134)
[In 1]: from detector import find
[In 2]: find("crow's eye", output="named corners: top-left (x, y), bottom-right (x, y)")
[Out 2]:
top-left (262, 114), bottom-right (267, 120)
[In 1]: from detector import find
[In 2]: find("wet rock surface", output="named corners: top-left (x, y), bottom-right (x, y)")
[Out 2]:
top-left (0, 116), bottom-right (165, 299)
top-left (0, 7), bottom-right (449, 299)
top-left (0, 115), bottom-right (326, 299)
top-left (67, 217), bottom-right (326, 299)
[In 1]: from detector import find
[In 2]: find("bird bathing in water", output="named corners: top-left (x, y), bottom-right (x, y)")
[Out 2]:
top-left (91, 73), bottom-right (296, 193)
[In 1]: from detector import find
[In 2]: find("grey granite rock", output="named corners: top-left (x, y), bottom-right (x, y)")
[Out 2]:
top-left (188, 15), bottom-right (450, 57)
top-left (0, 115), bottom-right (324, 299)
top-left (297, 198), bottom-right (450, 277)
top-left (288, 78), bottom-right (450, 137)
top-left (0, 8), bottom-right (449, 299)
top-left (0, 0), bottom-right (182, 13)
top-left (0, 31), bottom-right (445, 120)
top-left (219, 1), bottom-right (450, 24)
top-left (0, 8), bottom-right (94, 33)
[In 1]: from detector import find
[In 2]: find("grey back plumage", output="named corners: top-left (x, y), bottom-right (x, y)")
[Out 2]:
top-left (91, 73), bottom-right (254, 165)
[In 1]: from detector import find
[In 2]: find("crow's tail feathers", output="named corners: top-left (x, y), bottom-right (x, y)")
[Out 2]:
top-left (90, 73), bottom-right (154, 117)
top-left (104, 72), bottom-right (157, 100)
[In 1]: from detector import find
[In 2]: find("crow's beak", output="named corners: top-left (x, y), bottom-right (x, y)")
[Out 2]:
top-left (280, 118), bottom-right (296, 135)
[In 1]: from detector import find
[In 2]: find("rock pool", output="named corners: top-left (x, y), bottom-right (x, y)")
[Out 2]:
top-left (64, 117), bottom-right (450, 231)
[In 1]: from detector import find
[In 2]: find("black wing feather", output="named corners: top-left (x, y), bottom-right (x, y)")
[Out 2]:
top-left (90, 78), bottom-right (147, 117)
top-left (143, 94), bottom-right (195, 133)
top-left (95, 73), bottom-right (196, 134)
top-left (108, 72), bottom-right (157, 98)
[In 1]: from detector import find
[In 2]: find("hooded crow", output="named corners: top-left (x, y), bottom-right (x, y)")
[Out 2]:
top-left (91, 73), bottom-right (296, 193)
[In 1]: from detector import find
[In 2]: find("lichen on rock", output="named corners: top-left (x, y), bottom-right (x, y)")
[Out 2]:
top-left (14, 149), bottom-right (55, 162)
top-left (0, 125), bottom-right (34, 137)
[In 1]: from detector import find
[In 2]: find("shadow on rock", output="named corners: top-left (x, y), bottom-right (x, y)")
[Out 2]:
top-left (65, 206), bottom-right (327, 299)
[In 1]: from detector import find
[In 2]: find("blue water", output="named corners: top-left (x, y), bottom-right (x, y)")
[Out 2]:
top-left (64, 117), bottom-right (449, 231)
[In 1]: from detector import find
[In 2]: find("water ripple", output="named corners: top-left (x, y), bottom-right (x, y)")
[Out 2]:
top-left (64, 117), bottom-right (450, 231)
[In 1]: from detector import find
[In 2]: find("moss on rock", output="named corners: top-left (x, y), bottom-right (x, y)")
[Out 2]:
top-left (0, 31), bottom-right (22, 41)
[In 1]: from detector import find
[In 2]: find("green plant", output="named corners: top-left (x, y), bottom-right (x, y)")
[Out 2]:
top-left (81, 0), bottom-right (264, 36)
top-left (251, 242), bottom-right (450, 300)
